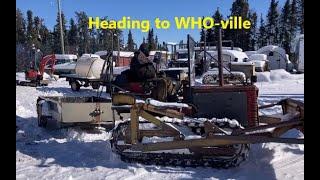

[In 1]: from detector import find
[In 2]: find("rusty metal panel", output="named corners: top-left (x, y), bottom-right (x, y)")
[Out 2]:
top-left (192, 91), bottom-right (248, 126)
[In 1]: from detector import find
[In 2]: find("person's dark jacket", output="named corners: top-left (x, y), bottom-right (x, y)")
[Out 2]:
top-left (129, 51), bottom-right (156, 82)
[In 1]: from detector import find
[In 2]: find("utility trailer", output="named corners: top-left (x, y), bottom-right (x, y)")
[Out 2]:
top-left (60, 74), bottom-right (103, 91)
top-left (36, 96), bottom-right (121, 129)
top-left (60, 53), bottom-right (114, 91)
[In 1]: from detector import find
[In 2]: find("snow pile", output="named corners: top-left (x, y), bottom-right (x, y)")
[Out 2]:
top-left (256, 69), bottom-right (304, 82)
top-left (270, 69), bottom-right (294, 81)
top-left (256, 71), bottom-right (272, 82)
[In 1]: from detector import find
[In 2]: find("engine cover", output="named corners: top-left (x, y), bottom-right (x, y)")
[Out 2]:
top-left (188, 85), bottom-right (259, 127)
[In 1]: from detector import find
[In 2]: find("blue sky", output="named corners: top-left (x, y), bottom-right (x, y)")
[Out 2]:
top-left (16, 0), bottom-right (286, 46)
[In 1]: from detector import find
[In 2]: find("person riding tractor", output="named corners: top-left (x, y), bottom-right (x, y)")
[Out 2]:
top-left (114, 43), bottom-right (177, 101)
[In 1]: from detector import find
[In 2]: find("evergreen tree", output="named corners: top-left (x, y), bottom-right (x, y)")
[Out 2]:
top-left (114, 29), bottom-right (124, 51)
top-left (75, 11), bottom-right (90, 55)
top-left (33, 16), bottom-right (42, 49)
top-left (248, 11), bottom-right (258, 50)
top-left (95, 17), bottom-right (112, 51)
top-left (289, 0), bottom-right (298, 38)
top-left (155, 35), bottom-right (158, 50)
top-left (212, 8), bottom-right (223, 43)
top-left (279, 0), bottom-right (291, 54)
top-left (126, 30), bottom-right (135, 51)
top-left (16, 9), bottom-right (28, 71)
top-left (205, 23), bottom-right (215, 43)
top-left (143, 37), bottom-right (146, 44)
top-left (26, 10), bottom-right (37, 47)
top-left (266, 0), bottom-right (280, 44)
top-left (68, 18), bottom-right (78, 54)
top-left (229, 0), bottom-right (250, 50)
top-left (53, 12), bottom-right (68, 54)
top-left (147, 29), bottom-right (156, 51)
top-left (257, 14), bottom-right (268, 48)
top-left (16, 8), bottom-right (26, 44)
top-left (200, 16), bottom-right (206, 43)
top-left (39, 21), bottom-right (53, 55)
top-left (297, 0), bottom-right (304, 33)
top-left (88, 28), bottom-right (98, 53)
top-left (200, 28), bottom-right (205, 43)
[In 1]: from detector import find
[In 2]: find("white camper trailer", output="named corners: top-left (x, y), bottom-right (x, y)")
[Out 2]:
top-left (256, 45), bottom-right (293, 71)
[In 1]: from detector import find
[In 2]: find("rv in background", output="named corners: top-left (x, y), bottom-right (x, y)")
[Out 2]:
top-left (256, 45), bottom-right (294, 72)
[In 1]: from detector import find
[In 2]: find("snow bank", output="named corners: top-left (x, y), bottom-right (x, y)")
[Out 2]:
top-left (256, 71), bottom-right (272, 82)
top-left (256, 69), bottom-right (304, 82)
top-left (270, 69), bottom-right (295, 81)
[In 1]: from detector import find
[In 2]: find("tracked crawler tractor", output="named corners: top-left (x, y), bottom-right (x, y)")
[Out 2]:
top-left (109, 30), bottom-right (304, 168)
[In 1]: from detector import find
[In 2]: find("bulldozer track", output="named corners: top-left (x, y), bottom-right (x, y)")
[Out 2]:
top-left (110, 118), bottom-right (250, 168)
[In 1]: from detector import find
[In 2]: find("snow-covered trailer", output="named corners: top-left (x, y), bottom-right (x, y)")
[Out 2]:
top-left (256, 45), bottom-right (293, 71)
top-left (36, 96), bottom-right (119, 129)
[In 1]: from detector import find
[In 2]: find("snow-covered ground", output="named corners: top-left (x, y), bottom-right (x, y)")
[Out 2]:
top-left (16, 70), bottom-right (304, 180)
top-left (256, 69), bottom-right (304, 95)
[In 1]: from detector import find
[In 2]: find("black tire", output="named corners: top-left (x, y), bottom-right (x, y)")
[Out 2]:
top-left (70, 81), bottom-right (80, 91)
top-left (91, 82), bottom-right (100, 89)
